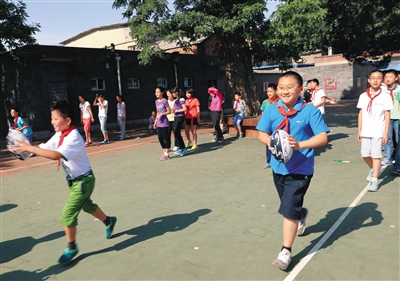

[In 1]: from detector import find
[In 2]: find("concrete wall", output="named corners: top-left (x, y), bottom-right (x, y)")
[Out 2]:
top-left (254, 61), bottom-right (378, 102)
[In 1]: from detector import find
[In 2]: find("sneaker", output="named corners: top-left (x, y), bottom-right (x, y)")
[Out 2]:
top-left (105, 216), bottom-right (117, 239)
top-left (159, 155), bottom-right (170, 161)
top-left (273, 249), bottom-right (291, 270)
top-left (217, 138), bottom-right (224, 142)
top-left (101, 139), bottom-right (109, 144)
top-left (264, 163), bottom-right (270, 169)
top-left (239, 133), bottom-right (243, 138)
top-left (212, 137), bottom-right (218, 142)
top-left (366, 169), bottom-right (373, 182)
top-left (391, 168), bottom-right (400, 175)
top-left (381, 160), bottom-right (390, 166)
top-left (85, 141), bottom-right (89, 145)
top-left (191, 144), bottom-right (198, 150)
top-left (119, 137), bottom-right (125, 141)
top-left (174, 149), bottom-right (182, 155)
top-left (236, 133), bottom-right (240, 138)
top-left (173, 146), bottom-right (179, 152)
top-left (87, 140), bottom-right (93, 145)
top-left (180, 148), bottom-right (188, 156)
top-left (297, 208), bottom-right (309, 236)
top-left (58, 247), bottom-right (79, 264)
top-left (368, 181), bottom-right (379, 192)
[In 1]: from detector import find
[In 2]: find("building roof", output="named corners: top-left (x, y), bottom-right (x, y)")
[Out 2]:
top-left (59, 23), bottom-right (129, 45)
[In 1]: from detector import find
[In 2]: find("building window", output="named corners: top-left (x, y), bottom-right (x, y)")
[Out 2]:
top-left (157, 78), bottom-right (168, 88)
top-left (91, 78), bottom-right (106, 90)
top-left (184, 77), bottom-right (193, 87)
top-left (128, 78), bottom-right (140, 89)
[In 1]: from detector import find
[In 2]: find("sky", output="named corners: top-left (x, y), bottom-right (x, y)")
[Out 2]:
top-left (21, 0), bottom-right (279, 46)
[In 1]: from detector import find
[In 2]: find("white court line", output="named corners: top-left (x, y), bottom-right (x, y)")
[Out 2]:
top-left (0, 141), bottom-right (144, 173)
top-left (284, 166), bottom-right (387, 281)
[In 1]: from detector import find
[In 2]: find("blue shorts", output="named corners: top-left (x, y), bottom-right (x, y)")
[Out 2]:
top-left (272, 172), bottom-right (313, 220)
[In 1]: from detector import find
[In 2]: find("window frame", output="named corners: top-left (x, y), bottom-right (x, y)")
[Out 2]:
top-left (91, 78), bottom-right (106, 91)
top-left (157, 78), bottom-right (168, 88)
top-left (128, 78), bottom-right (140, 89)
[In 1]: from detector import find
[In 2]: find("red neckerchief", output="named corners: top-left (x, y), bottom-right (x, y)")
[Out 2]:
top-left (235, 99), bottom-right (241, 109)
top-left (276, 100), bottom-right (306, 133)
top-left (13, 117), bottom-right (18, 128)
top-left (57, 126), bottom-right (76, 166)
top-left (366, 88), bottom-right (382, 113)
top-left (387, 84), bottom-right (396, 103)
top-left (268, 96), bottom-right (279, 104)
top-left (309, 88), bottom-right (316, 101)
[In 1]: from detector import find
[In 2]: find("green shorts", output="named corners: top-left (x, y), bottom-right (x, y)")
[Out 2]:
top-left (60, 173), bottom-right (98, 227)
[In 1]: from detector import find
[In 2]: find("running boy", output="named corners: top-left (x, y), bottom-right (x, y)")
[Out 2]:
top-left (381, 70), bottom-right (400, 165)
top-left (256, 71), bottom-right (329, 270)
top-left (260, 83), bottom-right (279, 168)
top-left (14, 100), bottom-right (117, 264)
top-left (357, 69), bottom-right (393, 191)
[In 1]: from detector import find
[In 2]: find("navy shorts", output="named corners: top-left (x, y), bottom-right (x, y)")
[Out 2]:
top-left (272, 172), bottom-right (313, 220)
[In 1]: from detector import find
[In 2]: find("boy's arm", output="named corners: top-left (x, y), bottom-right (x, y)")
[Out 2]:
top-left (314, 96), bottom-right (326, 107)
top-left (14, 141), bottom-right (62, 160)
top-left (357, 109), bottom-right (362, 141)
top-left (289, 132), bottom-right (328, 150)
top-left (382, 110), bottom-right (390, 145)
top-left (123, 105), bottom-right (127, 121)
top-left (93, 94), bottom-right (98, 106)
top-left (88, 105), bottom-right (94, 121)
top-left (258, 131), bottom-right (271, 147)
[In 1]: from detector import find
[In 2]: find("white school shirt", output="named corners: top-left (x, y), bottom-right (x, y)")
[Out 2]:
top-left (312, 89), bottom-right (326, 114)
top-left (79, 101), bottom-right (91, 119)
top-left (97, 99), bottom-right (108, 117)
top-left (39, 129), bottom-right (91, 179)
top-left (117, 102), bottom-right (126, 117)
top-left (357, 88), bottom-right (393, 138)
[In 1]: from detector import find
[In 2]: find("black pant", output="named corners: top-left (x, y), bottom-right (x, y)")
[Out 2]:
top-left (211, 111), bottom-right (223, 139)
top-left (157, 127), bottom-right (171, 149)
top-left (173, 116), bottom-right (185, 149)
top-left (168, 120), bottom-right (178, 147)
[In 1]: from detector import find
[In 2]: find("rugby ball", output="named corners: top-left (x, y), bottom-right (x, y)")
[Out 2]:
top-left (270, 130), bottom-right (293, 163)
top-left (6, 129), bottom-right (31, 160)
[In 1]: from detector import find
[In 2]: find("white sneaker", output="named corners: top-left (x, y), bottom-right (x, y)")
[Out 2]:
top-left (273, 249), bottom-right (291, 270)
top-left (297, 208), bottom-right (309, 236)
top-left (366, 169), bottom-right (373, 182)
top-left (368, 180), bottom-right (379, 192)
top-left (173, 146), bottom-right (179, 152)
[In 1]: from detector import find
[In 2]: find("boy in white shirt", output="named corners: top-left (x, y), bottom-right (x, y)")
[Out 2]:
top-left (309, 79), bottom-right (326, 114)
top-left (357, 69), bottom-right (393, 191)
top-left (14, 100), bottom-right (117, 264)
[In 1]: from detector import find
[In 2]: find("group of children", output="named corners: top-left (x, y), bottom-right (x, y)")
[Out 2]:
top-left (9, 69), bottom-right (399, 269)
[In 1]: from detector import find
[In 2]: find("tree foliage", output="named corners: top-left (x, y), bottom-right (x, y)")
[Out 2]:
top-left (269, 0), bottom-right (400, 61)
top-left (0, 0), bottom-right (40, 56)
top-left (112, 0), bottom-right (274, 115)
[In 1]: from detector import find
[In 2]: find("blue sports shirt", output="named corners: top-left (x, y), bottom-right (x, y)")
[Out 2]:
top-left (256, 97), bottom-right (330, 175)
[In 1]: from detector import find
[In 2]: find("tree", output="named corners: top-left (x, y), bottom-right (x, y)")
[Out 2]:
top-left (268, 0), bottom-right (400, 61)
top-left (322, 0), bottom-right (400, 60)
top-left (0, 0), bottom-right (40, 57)
top-left (266, 0), bottom-right (326, 64)
top-left (112, 0), bottom-right (275, 115)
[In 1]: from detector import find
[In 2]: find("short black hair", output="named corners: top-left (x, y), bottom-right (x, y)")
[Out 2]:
top-left (312, 78), bottom-right (320, 86)
top-left (11, 107), bottom-right (20, 113)
top-left (278, 71), bottom-right (303, 87)
top-left (369, 69), bottom-right (383, 78)
top-left (267, 83), bottom-right (277, 91)
top-left (52, 100), bottom-right (76, 124)
top-left (384, 69), bottom-right (398, 77)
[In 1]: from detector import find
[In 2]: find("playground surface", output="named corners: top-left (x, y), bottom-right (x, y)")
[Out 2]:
top-left (1, 104), bottom-right (399, 281)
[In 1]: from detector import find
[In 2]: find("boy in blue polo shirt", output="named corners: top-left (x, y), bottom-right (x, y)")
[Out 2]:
top-left (256, 71), bottom-right (329, 270)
